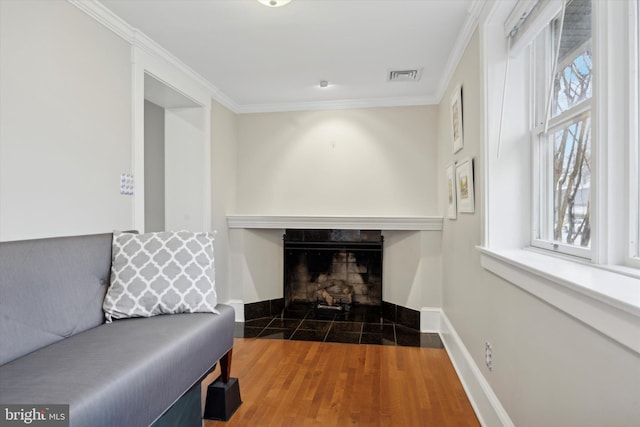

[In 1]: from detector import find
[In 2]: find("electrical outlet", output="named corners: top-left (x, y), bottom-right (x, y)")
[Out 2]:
top-left (485, 341), bottom-right (493, 371)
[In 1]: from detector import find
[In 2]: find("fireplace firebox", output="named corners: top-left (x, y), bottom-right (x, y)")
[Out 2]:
top-left (283, 229), bottom-right (383, 315)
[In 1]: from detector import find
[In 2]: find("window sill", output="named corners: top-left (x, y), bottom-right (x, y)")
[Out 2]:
top-left (477, 246), bottom-right (640, 355)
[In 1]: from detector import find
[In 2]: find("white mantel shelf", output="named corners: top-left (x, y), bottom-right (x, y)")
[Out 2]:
top-left (226, 215), bottom-right (443, 231)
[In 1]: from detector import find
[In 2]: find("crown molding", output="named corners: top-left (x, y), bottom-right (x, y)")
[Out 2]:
top-left (235, 95), bottom-right (437, 114)
top-left (67, 0), bottom-right (240, 113)
top-left (68, 0), bottom-right (134, 42)
top-left (434, 0), bottom-right (489, 103)
top-left (68, 0), bottom-right (484, 114)
top-left (227, 215), bottom-right (443, 231)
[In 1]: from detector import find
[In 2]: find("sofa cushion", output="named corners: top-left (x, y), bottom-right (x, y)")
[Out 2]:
top-left (103, 231), bottom-right (218, 322)
top-left (0, 234), bottom-right (112, 365)
top-left (0, 305), bottom-right (235, 427)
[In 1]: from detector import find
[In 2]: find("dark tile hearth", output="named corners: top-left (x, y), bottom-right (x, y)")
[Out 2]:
top-left (234, 304), bottom-right (443, 349)
top-left (244, 298), bottom-right (284, 320)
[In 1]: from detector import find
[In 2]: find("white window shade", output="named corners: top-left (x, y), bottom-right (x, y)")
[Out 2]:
top-left (506, 0), bottom-right (564, 56)
top-left (496, 0), bottom-right (566, 157)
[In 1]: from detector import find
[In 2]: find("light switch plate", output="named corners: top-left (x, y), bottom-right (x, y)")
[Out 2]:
top-left (120, 173), bottom-right (134, 195)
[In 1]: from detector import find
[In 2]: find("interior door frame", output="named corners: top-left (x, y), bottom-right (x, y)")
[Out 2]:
top-left (131, 45), bottom-right (212, 233)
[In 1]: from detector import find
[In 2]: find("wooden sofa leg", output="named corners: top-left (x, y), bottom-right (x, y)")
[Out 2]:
top-left (220, 348), bottom-right (232, 383)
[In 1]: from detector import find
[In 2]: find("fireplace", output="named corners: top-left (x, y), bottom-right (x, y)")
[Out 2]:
top-left (283, 229), bottom-right (383, 315)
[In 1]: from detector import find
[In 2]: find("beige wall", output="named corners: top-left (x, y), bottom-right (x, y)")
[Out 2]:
top-left (229, 106), bottom-right (442, 309)
top-left (438, 30), bottom-right (640, 427)
top-left (144, 101), bottom-right (165, 232)
top-left (229, 228), bottom-right (284, 306)
top-left (438, 29), bottom-right (486, 380)
top-left (383, 230), bottom-right (442, 310)
top-left (211, 101), bottom-right (238, 304)
top-left (4, 3), bottom-right (638, 424)
top-left (228, 227), bottom-right (442, 311)
top-left (236, 106), bottom-right (438, 216)
top-left (0, 0), bottom-right (132, 241)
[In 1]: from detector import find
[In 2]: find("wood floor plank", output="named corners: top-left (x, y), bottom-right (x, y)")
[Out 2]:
top-left (202, 338), bottom-right (480, 427)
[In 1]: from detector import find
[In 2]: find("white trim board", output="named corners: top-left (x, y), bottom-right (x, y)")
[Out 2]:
top-left (235, 95), bottom-right (437, 114)
top-left (478, 247), bottom-right (640, 355)
top-left (440, 312), bottom-right (515, 427)
top-left (227, 215), bottom-right (443, 231)
top-left (131, 46), bottom-right (213, 234)
top-left (69, 0), bottom-right (488, 113)
top-left (420, 307), bottom-right (442, 333)
top-left (68, 0), bottom-right (239, 113)
top-left (434, 0), bottom-right (489, 103)
top-left (224, 300), bottom-right (245, 323)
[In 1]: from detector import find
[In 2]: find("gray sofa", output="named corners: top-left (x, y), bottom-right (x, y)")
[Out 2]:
top-left (0, 233), bottom-right (235, 426)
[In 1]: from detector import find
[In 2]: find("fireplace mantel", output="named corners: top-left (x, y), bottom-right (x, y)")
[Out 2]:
top-left (226, 215), bottom-right (443, 231)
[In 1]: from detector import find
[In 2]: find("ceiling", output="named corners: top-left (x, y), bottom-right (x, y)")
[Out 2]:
top-left (100, 0), bottom-right (479, 113)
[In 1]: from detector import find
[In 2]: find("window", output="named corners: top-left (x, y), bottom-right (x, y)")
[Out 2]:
top-left (532, 0), bottom-right (593, 258)
top-left (480, 0), bottom-right (640, 359)
top-left (529, 0), bottom-right (640, 268)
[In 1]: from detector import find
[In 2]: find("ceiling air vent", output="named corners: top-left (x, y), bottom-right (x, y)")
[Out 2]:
top-left (388, 68), bottom-right (422, 82)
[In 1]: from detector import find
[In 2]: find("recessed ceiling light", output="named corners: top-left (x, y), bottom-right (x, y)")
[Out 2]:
top-left (257, 0), bottom-right (292, 7)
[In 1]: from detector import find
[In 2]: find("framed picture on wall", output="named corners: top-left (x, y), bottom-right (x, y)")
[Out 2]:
top-left (446, 163), bottom-right (457, 219)
top-left (451, 84), bottom-right (464, 153)
top-left (455, 157), bottom-right (475, 213)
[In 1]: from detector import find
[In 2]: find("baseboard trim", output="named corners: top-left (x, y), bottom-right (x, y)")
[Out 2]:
top-left (439, 312), bottom-right (514, 427)
top-left (224, 300), bottom-right (244, 323)
top-left (420, 307), bottom-right (442, 332)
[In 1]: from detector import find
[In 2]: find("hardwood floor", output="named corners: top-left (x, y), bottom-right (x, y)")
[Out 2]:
top-left (202, 338), bottom-right (479, 427)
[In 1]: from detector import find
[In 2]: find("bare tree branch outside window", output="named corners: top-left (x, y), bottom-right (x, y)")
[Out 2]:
top-left (547, 0), bottom-right (592, 248)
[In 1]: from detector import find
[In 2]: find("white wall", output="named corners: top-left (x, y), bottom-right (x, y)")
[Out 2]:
top-left (438, 29), bottom-right (640, 427)
top-left (0, 0), bottom-right (132, 241)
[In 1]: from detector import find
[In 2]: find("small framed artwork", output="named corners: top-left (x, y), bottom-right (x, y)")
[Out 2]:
top-left (451, 84), bottom-right (464, 153)
top-left (455, 157), bottom-right (475, 213)
top-left (446, 163), bottom-right (457, 219)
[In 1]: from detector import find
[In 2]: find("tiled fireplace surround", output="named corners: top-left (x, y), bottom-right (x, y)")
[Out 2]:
top-left (244, 298), bottom-right (420, 329)
top-left (228, 216), bottom-right (444, 347)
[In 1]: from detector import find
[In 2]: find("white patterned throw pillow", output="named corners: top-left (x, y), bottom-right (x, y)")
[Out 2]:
top-left (103, 230), bottom-right (218, 322)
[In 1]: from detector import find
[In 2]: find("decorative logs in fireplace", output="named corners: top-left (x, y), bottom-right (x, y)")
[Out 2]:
top-left (283, 229), bottom-right (383, 314)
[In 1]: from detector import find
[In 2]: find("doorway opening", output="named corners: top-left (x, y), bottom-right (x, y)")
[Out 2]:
top-left (143, 74), bottom-right (206, 232)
